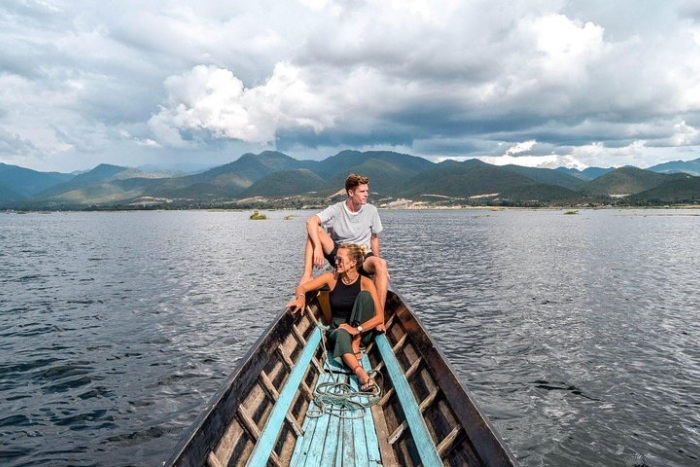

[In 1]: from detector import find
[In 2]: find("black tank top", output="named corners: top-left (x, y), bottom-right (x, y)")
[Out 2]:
top-left (329, 277), bottom-right (361, 321)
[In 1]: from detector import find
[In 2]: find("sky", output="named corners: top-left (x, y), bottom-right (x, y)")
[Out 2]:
top-left (1, 0), bottom-right (700, 173)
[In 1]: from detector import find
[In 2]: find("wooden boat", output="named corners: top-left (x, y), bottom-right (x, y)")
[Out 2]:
top-left (164, 288), bottom-right (519, 467)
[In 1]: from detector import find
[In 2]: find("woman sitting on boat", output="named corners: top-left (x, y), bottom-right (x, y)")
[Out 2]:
top-left (287, 243), bottom-right (384, 391)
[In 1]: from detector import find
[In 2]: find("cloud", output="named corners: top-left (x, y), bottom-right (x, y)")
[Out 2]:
top-left (148, 63), bottom-right (335, 146)
top-left (1, 0), bottom-right (700, 172)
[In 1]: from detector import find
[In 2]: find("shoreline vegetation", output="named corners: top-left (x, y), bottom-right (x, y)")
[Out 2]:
top-left (4, 202), bottom-right (700, 215)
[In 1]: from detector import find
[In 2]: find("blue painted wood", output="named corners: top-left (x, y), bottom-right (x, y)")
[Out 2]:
top-left (375, 334), bottom-right (443, 467)
top-left (290, 351), bottom-right (383, 466)
top-left (292, 358), bottom-right (344, 466)
top-left (245, 327), bottom-right (322, 467)
top-left (360, 355), bottom-right (382, 464)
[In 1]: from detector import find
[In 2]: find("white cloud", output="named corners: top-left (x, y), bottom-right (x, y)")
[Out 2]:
top-left (506, 140), bottom-right (538, 155)
top-left (148, 63), bottom-right (335, 146)
top-left (1, 0), bottom-right (700, 172)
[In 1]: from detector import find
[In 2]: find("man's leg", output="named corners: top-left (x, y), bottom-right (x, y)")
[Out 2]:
top-left (362, 256), bottom-right (388, 311)
top-left (299, 227), bottom-right (335, 285)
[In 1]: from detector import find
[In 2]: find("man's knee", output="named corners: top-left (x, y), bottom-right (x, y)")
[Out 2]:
top-left (376, 257), bottom-right (387, 274)
top-left (365, 256), bottom-right (387, 276)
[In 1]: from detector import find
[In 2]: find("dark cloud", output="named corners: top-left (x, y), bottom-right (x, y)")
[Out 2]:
top-left (0, 0), bottom-right (699, 172)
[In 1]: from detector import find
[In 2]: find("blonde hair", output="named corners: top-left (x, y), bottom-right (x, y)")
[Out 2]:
top-left (338, 243), bottom-right (366, 271)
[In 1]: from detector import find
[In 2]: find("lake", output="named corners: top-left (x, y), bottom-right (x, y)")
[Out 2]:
top-left (1, 209), bottom-right (698, 466)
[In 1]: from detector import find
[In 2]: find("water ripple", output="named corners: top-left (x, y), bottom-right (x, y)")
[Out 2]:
top-left (1, 209), bottom-right (699, 466)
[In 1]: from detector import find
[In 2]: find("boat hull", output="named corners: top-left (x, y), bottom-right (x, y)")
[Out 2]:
top-left (165, 289), bottom-right (519, 467)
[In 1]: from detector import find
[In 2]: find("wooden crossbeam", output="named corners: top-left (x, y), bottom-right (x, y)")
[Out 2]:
top-left (437, 425), bottom-right (463, 458)
top-left (245, 327), bottom-right (322, 467)
top-left (388, 386), bottom-right (440, 444)
top-left (259, 371), bottom-right (304, 437)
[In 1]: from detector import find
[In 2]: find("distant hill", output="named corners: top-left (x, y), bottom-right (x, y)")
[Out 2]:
top-left (556, 166), bottom-right (614, 180)
top-left (648, 157), bottom-right (700, 176)
top-left (0, 184), bottom-right (22, 205)
top-left (315, 150), bottom-right (437, 198)
top-left (500, 164), bottom-right (586, 190)
top-left (581, 166), bottom-right (672, 196)
top-left (398, 164), bottom-right (539, 200)
top-left (30, 164), bottom-right (174, 207)
top-left (0, 163), bottom-right (74, 199)
top-left (315, 150), bottom-right (434, 179)
top-left (156, 151), bottom-right (314, 199)
top-left (3, 151), bottom-right (700, 209)
top-left (242, 169), bottom-right (325, 197)
top-left (628, 174), bottom-right (700, 204)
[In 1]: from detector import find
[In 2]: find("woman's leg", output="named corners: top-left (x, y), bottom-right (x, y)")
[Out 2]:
top-left (348, 291), bottom-right (376, 354)
top-left (341, 352), bottom-right (374, 389)
top-left (330, 328), bottom-right (376, 391)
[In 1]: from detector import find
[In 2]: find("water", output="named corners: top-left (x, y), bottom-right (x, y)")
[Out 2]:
top-left (1, 209), bottom-right (699, 466)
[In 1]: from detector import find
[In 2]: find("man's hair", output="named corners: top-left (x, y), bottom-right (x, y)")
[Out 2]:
top-left (345, 174), bottom-right (370, 194)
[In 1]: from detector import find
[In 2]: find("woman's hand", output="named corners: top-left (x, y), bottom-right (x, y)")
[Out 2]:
top-left (286, 296), bottom-right (305, 315)
top-left (375, 323), bottom-right (386, 333)
top-left (338, 323), bottom-right (360, 336)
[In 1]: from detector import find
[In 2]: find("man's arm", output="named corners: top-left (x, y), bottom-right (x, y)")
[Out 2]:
top-left (306, 215), bottom-right (327, 269)
top-left (370, 233), bottom-right (380, 257)
top-left (307, 215), bottom-right (322, 248)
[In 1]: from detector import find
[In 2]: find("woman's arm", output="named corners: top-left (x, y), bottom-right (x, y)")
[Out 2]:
top-left (286, 272), bottom-right (334, 315)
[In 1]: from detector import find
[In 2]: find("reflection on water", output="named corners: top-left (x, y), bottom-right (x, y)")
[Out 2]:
top-left (1, 209), bottom-right (699, 466)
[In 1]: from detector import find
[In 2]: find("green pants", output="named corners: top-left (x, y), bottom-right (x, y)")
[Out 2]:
top-left (327, 290), bottom-right (376, 363)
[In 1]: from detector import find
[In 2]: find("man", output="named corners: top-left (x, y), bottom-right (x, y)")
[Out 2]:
top-left (299, 173), bottom-right (389, 310)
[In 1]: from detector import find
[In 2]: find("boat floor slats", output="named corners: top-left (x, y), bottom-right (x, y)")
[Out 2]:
top-left (374, 333), bottom-right (443, 467)
top-left (244, 327), bottom-right (322, 467)
top-left (291, 355), bottom-right (382, 467)
top-left (437, 425), bottom-right (463, 457)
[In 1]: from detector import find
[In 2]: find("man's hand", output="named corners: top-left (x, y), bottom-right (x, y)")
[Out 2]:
top-left (313, 247), bottom-right (325, 269)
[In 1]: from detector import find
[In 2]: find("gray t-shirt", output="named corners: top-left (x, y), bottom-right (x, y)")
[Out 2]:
top-left (316, 201), bottom-right (383, 253)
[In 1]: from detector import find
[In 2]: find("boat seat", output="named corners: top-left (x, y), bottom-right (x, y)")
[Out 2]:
top-left (290, 351), bottom-right (382, 466)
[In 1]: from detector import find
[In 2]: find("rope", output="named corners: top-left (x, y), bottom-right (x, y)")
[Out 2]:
top-left (307, 322), bottom-right (383, 419)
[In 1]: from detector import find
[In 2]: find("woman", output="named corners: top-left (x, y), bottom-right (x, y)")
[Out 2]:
top-left (287, 243), bottom-right (384, 391)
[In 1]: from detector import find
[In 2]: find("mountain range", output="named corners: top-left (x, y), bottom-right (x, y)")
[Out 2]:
top-left (2, 151), bottom-right (700, 210)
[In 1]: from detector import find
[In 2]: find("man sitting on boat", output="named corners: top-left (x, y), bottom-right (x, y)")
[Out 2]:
top-left (298, 173), bottom-right (389, 311)
top-left (288, 243), bottom-right (384, 391)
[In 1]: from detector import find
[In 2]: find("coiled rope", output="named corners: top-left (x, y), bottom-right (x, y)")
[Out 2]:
top-left (308, 323), bottom-right (382, 419)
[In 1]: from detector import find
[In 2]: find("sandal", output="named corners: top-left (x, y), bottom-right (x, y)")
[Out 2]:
top-left (360, 378), bottom-right (377, 392)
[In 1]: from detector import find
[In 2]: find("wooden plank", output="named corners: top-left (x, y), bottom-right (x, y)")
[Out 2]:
top-left (291, 352), bottom-right (384, 467)
top-left (339, 365), bottom-right (363, 467)
top-left (374, 334), bottom-right (443, 467)
top-left (291, 362), bottom-right (340, 465)
top-left (359, 355), bottom-right (383, 466)
top-left (259, 371), bottom-right (304, 438)
top-left (245, 327), bottom-right (322, 467)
